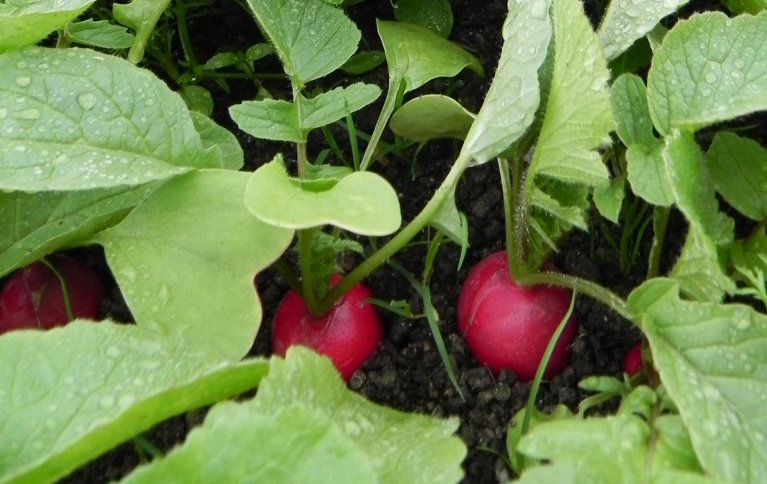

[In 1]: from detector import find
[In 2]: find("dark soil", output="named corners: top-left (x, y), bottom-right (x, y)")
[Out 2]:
top-left (63, 1), bottom-right (691, 483)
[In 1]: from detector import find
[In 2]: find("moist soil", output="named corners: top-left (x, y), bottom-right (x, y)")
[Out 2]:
top-left (63, 1), bottom-right (691, 482)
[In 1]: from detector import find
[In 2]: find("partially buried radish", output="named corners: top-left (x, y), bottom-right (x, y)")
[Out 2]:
top-left (0, 254), bottom-right (105, 333)
top-left (271, 275), bottom-right (383, 382)
top-left (457, 251), bottom-right (578, 381)
top-left (623, 343), bottom-right (643, 376)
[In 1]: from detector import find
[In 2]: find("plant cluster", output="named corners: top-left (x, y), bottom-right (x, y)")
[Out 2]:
top-left (2, 0), bottom-right (767, 482)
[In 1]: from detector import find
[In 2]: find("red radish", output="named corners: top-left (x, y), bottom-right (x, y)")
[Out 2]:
top-left (457, 251), bottom-right (578, 381)
top-left (623, 343), bottom-right (643, 376)
top-left (271, 275), bottom-right (383, 381)
top-left (0, 255), bottom-right (105, 333)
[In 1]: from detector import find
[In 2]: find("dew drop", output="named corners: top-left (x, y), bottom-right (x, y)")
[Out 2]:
top-left (0, 108), bottom-right (7, 120)
top-left (118, 394), bottom-right (135, 408)
top-left (105, 346), bottom-right (120, 358)
top-left (77, 93), bottom-right (97, 111)
top-left (99, 395), bottom-right (115, 408)
top-left (735, 319), bottom-right (751, 330)
top-left (15, 76), bottom-right (31, 88)
top-left (705, 72), bottom-right (717, 84)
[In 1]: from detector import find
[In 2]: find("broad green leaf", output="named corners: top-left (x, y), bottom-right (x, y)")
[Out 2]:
top-left (723, 0), bottom-right (767, 14)
top-left (626, 142), bottom-right (674, 206)
top-left (611, 74), bottom-right (675, 206)
top-left (661, 130), bottom-right (732, 245)
top-left (0, 321), bottom-right (269, 484)
top-left (669, 226), bottom-right (735, 302)
top-left (516, 414), bottom-right (710, 483)
top-left (390, 95), bottom-right (475, 141)
top-left (189, 111), bottom-right (244, 170)
top-left (629, 278), bottom-right (767, 482)
top-left (462, 0), bottom-right (550, 164)
top-left (112, 0), bottom-right (171, 63)
top-left (530, 186), bottom-right (587, 230)
top-left (648, 12), bottom-right (767, 135)
top-left (230, 83), bottom-right (380, 143)
top-left (660, 130), bottom-right (734, 301)
top-left (230, 98), bottom-right (301, 142)
top-left (181, 86), bottom-right (214, 117)
top-left (301, 84), bottom-right (381, 130)
top-left (95, 170), bottom-right (294, 359)
top-left (0, 0), bottom-right (95, 53)
top-left (245, 160), bottom-right (401, 235)
top-left (528, 0), bottom-right (613, 186)
top-left (66, 19), bottom-right (135, 49)
top-left (611, 74), bottom-right (656, 147)
top-left (0, 47), bottom-right (218, 191)
top-left (251, 348), bottom-right (466, 483)
top-left (360, 19), bottom-right (482, 169)
top-left (245, 0), bottom-right (359, 85)
top-left (592, 173), bottom-right (625, 224)
top-left (377, 20), bottom-right (483, 94)
top-left (597, 0), bottom-right (689, 61)
top-left (0, 184), bottom-right (156, 278)
top-left (394, 0), bottom-right (453, 38)
top-left (122, 404), bottom-right (375, 484)
top-left (706, 132), bottom-right (767, 221)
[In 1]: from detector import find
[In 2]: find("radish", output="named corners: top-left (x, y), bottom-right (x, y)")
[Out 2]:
top-left (457, 251), bottom-right (578, 381)
top-left (622, 343), bottom-right (643, 376)
top-left (0, 255), bottom-right (105, 333)
top-left (271, 275), bottom-right (383, 382)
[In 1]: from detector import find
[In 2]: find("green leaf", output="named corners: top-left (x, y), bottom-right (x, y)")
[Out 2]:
top-left (66, 19), bottom-right (135, 49)
top-left (706, 132), bottom-right (767, 221)
top-left (669, 226), bottom-right (735, 302)
top-left (629, 278), bottom-right (767, 482)
top-left (377, 20), bottom-right (483, 94)
top-left (112, 0), bottom-right (171, 63)
top-left (95, 170), bottom-right (294, 359)
top-left (723, 0), bottom-right (767, 14)
top-left (123, 404), bottom-right (376, 484)
top-left (528, 0), bottom-right (613, 186)
top-left (592, 173), bottom-right (625, 224)
top-left (461, 0), bottom-right (551, 165)
top-left (0, 321), bottom-right (269, 484)
top-left (430, 191), bottom-right (468, 251)
top-left (516, 414), bottom-right (709, 483)
top-left (229, 98), bottom-right (301, 142)
top-left (0, 47), bottom-right (218, 191)
top-left (661, 130), bottom-right (732, 245)
top-left (301, 84), bottom-right (382, 130)
top-left (626, 142), bottom-right (674, 206)
top-left (0, 184), bottom-right (156, 278)
top-left (181, 86), bottom-right (214, 117)
top-left (611, 74), bottom-right (656, 147)
top-left (647, 12), bottom-right (767, 135)
top-left (189, 111), bottom-right (244, 170)
top-left (245, 159), bottom-right (401, 235)
top-left (390, 95), bottom-right (475, 141)
top-left (597, 0), bottom-right (689, 61)
top-left (253, 348), bottom-right (466, 483)
top-left (230, 83), bottom-right (381, 142)
top-left (530, 186), bottom-right (587, 230)
top-left (0, 0), bottom-right (95, 53)
top-left (394, 0), bottom-right (454, 38)
top-left (245, 0), bottom-right (359, 85)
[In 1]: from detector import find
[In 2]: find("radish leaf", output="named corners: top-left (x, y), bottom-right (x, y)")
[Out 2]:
top-left (0, 0), bottom-right (95, 53)
top-left (0, 321), bottom-right (269, 484)
top-left (597, 0), bottom-right (689, 61)
top-left (462, 0), bottom-right (551, 165)
top-left (0, 47), bottom-right (221, 191)
top-left (244, 0), bottom-right (359, 86)
top-left (390, 95), bottom-right (475, 142)
top-left (245, 159), bottom-right (401, 236)
top-left (629, 278), bottom-right (767, 482)
top-left (647, 12), bottom-right (767, 135)
top-left (96, 170), bottom-right (294, 359)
